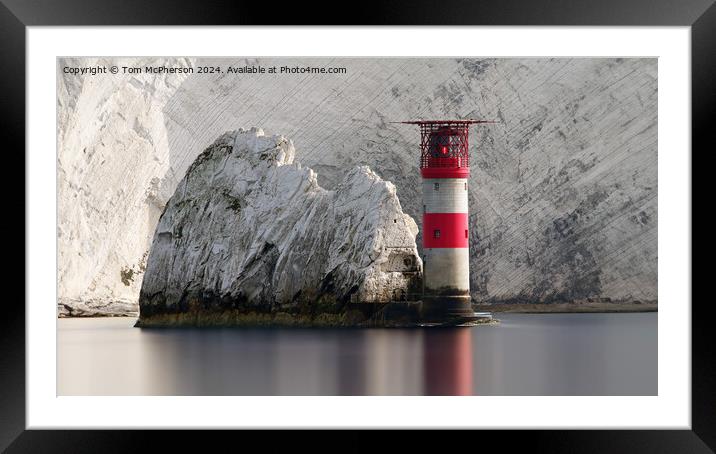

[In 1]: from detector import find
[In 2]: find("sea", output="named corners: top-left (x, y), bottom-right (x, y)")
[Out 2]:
top-left (58, 312), bottom-right (657, 396)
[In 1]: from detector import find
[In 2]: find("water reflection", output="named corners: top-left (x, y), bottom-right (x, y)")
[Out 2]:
top-left (336, 329), bottom-right (423, 395)
top-left (423, 328), bottom-right (472, 395)
top-left (57, 313), bottom-right (657, 396)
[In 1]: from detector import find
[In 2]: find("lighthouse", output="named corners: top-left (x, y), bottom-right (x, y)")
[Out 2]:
top-left (400, 120), bottom-right (493, 322)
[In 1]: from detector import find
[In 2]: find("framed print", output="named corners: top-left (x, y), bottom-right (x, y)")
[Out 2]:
top-left (8, 0), bottom-right (711, 451)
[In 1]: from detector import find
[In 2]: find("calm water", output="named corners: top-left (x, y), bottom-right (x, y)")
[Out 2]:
top-left (58, 313), bottom-right (657, 396)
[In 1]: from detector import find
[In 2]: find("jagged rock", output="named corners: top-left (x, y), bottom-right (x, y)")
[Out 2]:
top-left (137, 128), bottom-right (422, 324)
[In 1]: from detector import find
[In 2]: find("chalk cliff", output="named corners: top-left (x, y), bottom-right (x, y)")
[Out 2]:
top-left (57, 57), bottom-right (194, 316)
top-left (137, 128), bottom-right (422, 325)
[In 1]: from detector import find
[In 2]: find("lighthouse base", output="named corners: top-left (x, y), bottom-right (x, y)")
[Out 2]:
top-left (419, 295), bottom-right (491, 325)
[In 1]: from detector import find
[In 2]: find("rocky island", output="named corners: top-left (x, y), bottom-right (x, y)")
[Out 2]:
top-left (137, 128), bottom-right (426, 327)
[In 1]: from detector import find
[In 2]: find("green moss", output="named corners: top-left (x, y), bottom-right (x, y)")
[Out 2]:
top-left (135, 310), bottom-right (352, 328)
top-left (120, 267), bottom-right (134, 286)
top-left (135, 307), bottom-right (499, 328)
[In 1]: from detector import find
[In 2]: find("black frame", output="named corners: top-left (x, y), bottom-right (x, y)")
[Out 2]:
top-left (6, 0), bottom-right (710, 451)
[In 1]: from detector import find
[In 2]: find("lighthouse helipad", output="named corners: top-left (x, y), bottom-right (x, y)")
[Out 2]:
top-left (399, 119), bottom-right (494, 324)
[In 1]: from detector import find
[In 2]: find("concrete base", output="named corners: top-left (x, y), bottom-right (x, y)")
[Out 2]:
top-left (418, 296), bottom-right (493, 326)
top-left (345, 300), bottom-right (493, 327)
top-left (421, 295), bottom-right (471, 317)
top-left (417, 311), bottom-right (493, 327)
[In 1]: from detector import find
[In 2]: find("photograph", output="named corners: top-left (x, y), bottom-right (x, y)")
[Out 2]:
top-left (57, 56), bottom-right (658, 396)
top-left (7, 0), bottom-right (708, 446)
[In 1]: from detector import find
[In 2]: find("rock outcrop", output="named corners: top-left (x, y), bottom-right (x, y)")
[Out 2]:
top-left (137, 128), bottom-right (422, 325)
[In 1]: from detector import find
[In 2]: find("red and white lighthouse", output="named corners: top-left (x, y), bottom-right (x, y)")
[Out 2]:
top-left (401, 120), bottom-right (492, 321)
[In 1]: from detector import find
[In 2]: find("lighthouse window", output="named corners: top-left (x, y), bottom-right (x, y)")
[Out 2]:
top-left (434, 229), bottom-right (441, 238)
top-left (465, 229), bottom-right (468, 238)
top-left (434, 182), bottom-right (439, 191)
top-left (464, 182), bottom-right (467, 190)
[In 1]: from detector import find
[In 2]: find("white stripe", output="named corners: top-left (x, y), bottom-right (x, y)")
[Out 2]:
top-left (423, 248), bottom-right (470, 292)
top-left (421, 178), bottom-right (468, 213)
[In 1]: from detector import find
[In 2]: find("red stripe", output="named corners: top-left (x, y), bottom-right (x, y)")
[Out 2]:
top-left (423, 213), bottom-right (469, 248)
top-left (421, 167), bottom-right (470, 179)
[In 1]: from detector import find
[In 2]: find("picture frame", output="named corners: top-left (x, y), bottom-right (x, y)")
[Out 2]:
top-left (7, 0), bottom-right (710, 451)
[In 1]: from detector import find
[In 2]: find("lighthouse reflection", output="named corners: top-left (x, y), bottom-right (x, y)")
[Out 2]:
top-left (422, 328), bottom-right (473, 395)
top-left (334, 327), bottom-right (474, 395)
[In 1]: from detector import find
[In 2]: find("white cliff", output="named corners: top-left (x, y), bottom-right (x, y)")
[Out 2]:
top-left (138, 128), bottom-right (421, 321)
top-left (57, 57), bottom-right (194, 316)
